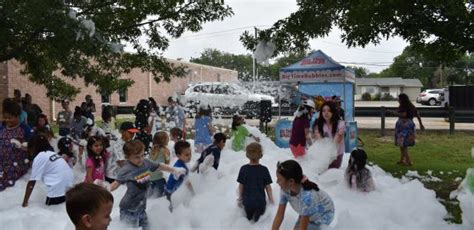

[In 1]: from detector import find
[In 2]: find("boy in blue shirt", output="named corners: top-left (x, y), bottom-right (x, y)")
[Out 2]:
top-left (166, 140), bottom-right (194, 211)
top-left (191, 133), bottom-right (227, 173)
top-left (237, 142), bottom-right (274, 222)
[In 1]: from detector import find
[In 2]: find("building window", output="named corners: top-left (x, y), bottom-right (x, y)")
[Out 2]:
top-left (101, 93), bottom-right (110, 104)
top-left (119, 88), bottom-right (127, 103)
top-left (363, 86), bottom-right (376, 94)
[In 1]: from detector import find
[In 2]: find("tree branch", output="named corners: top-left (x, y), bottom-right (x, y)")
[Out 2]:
top-left (0, 28), bottom-right (45, 62)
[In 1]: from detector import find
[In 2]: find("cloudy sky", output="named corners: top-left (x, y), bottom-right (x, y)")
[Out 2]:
top-left (163, 0), bottom-right (409, 73)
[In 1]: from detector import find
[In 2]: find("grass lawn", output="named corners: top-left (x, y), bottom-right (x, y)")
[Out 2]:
top-left (359, 129), bottom-right (474, 223)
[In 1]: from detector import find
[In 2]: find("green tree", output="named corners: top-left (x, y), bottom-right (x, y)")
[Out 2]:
top-left (348, 66), bottom-right (370, 78)
top-left (1, 0), bottom-right (233, 100)
top-left (371, 46), bottom-right (473, 88)
top-left (190, 49), bottom-right (309, 81)
top-left (190, 49), bottom-right (253, 80)
top-left (240, 1), bottom-right (472, 64)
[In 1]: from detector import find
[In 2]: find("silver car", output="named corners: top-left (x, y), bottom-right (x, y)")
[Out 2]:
top-left (416, 89), bottom-right (444, 106)
top-left (179, 82), bottom-right (276, 114)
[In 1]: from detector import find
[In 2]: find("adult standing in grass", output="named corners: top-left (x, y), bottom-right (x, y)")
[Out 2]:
top-left (390, 93), bottom-right (424, 166)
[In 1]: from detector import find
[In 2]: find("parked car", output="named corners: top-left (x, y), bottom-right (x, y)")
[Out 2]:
top-left (179, 82), bottom-right (276, 116)
top-left (416, 89), bottom-right (444, 106)
top-left (242, 81), bottom-right (299, 108)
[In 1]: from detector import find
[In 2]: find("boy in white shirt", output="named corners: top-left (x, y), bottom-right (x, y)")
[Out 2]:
top-left (22, 134), bottom-right (74, 206)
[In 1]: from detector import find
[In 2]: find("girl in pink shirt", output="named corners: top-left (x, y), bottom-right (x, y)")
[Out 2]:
top-left (313, 102), bottom-right (345, 169)
top-left (84, 136), bottom-right (109, 183)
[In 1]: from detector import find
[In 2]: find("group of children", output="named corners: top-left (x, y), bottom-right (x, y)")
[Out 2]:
top-left (1, 93), bottom-right (377, 230)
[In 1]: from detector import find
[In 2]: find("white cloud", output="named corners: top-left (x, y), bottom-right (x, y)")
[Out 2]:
top-left (163, 0), bottom-right (409, 73)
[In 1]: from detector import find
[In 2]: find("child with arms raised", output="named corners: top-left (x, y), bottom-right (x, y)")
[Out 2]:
top-left (166, 140), bottom-right (194, 211)
top-left (237, 142), bottom-right (274, 222)
top-left (272, 160), bottom-right (334, 230)
top-left (110, 140), bottom-right (184, 229)
top-left (345, 148), bottom-right (375, 192)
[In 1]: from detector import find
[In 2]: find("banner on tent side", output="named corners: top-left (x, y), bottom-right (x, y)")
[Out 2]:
top-left (279, 50), bottom-right (355, 83)
top-left (274, 119), bottom-right (292, 148)
top-left (345, 121), bottom-right (358, 153)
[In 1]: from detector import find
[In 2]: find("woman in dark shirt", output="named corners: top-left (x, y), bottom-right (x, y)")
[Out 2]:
top-left (390, 93), bottom-right (424, 166)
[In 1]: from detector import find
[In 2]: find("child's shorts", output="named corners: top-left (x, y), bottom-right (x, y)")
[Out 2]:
top-left (45, 196), bottom-right (65, 205)
top-left (120, 209), bottom-right (149, 230)
top-left (148, 178), bottom-right (166, 198)
top-left (294, 219), bottom-right (322, 230)
top-left (290, 144), bottom-right (306, 158)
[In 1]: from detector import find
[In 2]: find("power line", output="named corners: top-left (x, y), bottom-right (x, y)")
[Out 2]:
top-left (341, 61), bottom-right (470, 70)
top-left (172, 25), bottom-right (271, 41)
top-left (315, 39), bottom-right (401, 54)
top-left (170, 25), bottom-right (405, 55)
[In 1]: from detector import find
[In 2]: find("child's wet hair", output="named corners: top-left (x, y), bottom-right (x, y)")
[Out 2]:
top-left (213, 132), bottom-right (227, 144)
top-left (349, 148), bottom-right (368, 171)
top-left (123, 139), bottom-right (145, 157)
top-left (174, 140), bottom-right (190, 156)
top-left (27, 134), bottom-right (53, 157)
top-left (170, 127), bottom-right (183, 140)
top-left (58, 137), bottom-right (74, 158)
top-left (86, 136), bottom-right (106, 166)
top-left (231, 115), bottom-right (242, 130)
top-left (66, 183), bottom-right (113, 226)
top-left (246, 142), bottom-right (263, 161)
top-left (153, 131), bottom-right (169, 148)
top-left (277, 160), bottom-right (319, 191)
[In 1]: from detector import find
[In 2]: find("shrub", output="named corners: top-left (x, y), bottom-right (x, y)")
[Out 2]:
top-left (361, 92), bottom-right (372, 101)
top-left (373, 93), bottom-right (381, 101)
top-left (381, 93), bottom-right (396, 101)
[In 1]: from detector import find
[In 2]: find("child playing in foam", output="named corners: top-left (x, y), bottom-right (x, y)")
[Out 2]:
top-left (272, 160), bottom-right (335, 230)
top-left (237, 142), bottom-right (274, 222)
top-left (22, 134), bottom-right (74, 206)
top-left (231, 115), bottom-right (259, 152)
top-left (345, 148), bottom-right (375, 192)
top-left (110, 140), bottom-right (185, 229)
top-left (148, 131), bottom-right (171, 198)
top-left (84, 136), bottom-right (109, 183)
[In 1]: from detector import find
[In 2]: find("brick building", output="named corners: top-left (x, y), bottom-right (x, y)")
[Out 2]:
top-left (0, 59), bottom-right (238, 120)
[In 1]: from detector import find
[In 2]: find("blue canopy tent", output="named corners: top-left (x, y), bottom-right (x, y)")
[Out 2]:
top-left (275, 50), bottom-right (357, 152)
top-left (280, 50), bottom-right (355, 120)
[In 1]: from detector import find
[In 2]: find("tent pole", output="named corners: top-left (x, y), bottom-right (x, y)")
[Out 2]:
top-left (278, 82), bottom-right (282, 120)
top-left (343, 74), bottom-right (347, 120)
